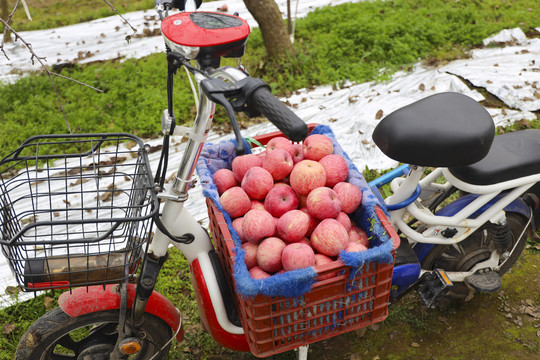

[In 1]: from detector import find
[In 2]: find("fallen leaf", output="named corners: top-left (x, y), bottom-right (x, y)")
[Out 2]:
top-left (5, 286), bottom-right (21, 295)
top-left (44, 296), bottom-right (55, 310)
top-left (2, 323), bottom-right (15, 335)
top-left (355, 327), bottom-right (368, 338)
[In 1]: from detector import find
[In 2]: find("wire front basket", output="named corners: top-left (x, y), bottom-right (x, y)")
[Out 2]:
top-left (0, 133), bottom-right (158, 291)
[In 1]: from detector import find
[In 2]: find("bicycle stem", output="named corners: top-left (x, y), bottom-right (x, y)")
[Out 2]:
top-left (170, 67), bottom-right (248, 200)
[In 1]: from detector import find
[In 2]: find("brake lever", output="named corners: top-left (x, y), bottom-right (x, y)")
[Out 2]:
top-left (200, 78), bottom-right (245, 155)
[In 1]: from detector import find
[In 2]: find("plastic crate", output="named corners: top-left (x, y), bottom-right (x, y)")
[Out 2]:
top-left (208, 199), bottom-right (395, 357)
top-left (202, 126), bottom-right (398, 357)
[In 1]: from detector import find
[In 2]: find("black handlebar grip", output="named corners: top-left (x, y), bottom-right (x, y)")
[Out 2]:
top-left (250, 87), bottom-right (309, 142)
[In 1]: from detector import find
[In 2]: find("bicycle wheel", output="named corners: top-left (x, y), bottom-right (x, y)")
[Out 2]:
top-left (16, 307), bottom-right (172, 360)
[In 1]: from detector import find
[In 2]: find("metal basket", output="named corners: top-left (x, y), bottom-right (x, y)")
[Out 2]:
top-left (0, 133), bottom-right (158, 291)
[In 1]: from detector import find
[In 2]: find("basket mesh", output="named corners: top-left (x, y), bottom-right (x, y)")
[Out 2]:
top-left (0, 133), bottom-right (158, 291)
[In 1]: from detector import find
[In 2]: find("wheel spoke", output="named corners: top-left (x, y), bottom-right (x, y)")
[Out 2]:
top-left (50, 354), bottom-right (76, 360)
top-left (55, 334), bottom-right (79, 353)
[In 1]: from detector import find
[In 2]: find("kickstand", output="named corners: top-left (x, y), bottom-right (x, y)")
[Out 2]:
top-left (296, 345), bottom-right (309, 360)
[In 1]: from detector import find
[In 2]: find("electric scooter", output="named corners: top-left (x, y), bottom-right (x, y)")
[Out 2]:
top-left (1, 1), bottom-right (535, 359)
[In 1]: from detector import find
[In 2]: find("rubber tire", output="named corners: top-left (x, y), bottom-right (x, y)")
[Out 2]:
top-left (420, 212), bottom-right (528, 301)
top-left (15, 307), bottom-right (172, 360)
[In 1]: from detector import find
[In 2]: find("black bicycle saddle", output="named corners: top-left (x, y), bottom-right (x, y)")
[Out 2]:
top-left (372, 92), bottom-right (495, 167)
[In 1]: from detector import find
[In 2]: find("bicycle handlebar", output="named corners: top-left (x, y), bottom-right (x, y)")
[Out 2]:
top-left (249, 86), bottom-right (308, 142)
top-left (201, 71), bottom-right (309, 144)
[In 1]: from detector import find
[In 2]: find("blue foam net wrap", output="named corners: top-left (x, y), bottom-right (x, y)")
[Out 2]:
top-left (195, 125), bottom-right (394, 298)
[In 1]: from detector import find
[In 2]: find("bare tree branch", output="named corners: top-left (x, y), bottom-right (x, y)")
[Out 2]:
top-left (51, 71), bottom-right (104, 93)
top-left (0, 19), bottom-right (105, 133)
top-left (102, 0), bottom-right (137, 34)
top-left (1, 0), bottom-right (22, 52)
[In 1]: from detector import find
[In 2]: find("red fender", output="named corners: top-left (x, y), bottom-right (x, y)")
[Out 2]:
top-left (58, 283), bottom-right (183, 342)
top-left (190, 259), bottom-right (249, 352)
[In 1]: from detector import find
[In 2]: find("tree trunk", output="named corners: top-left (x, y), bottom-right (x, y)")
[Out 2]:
top-left (243, 0), bottom-right (293, 60)
top-left (1, 0), bottom-right (11, 43)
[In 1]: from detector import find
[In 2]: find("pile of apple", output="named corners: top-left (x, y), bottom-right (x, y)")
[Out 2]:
top-left (213, 133), bottom-right (369, 280)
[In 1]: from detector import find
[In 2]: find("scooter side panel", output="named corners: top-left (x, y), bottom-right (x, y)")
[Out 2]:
top-left (413, 195), bottom-right (530, 262)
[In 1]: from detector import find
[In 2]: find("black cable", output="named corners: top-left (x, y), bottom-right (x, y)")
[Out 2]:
top-left (153, 215), bottom-right (194, 244)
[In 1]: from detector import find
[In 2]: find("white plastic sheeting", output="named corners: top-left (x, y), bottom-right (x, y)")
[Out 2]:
top-left (442, 29), bottom-right (540, 112)
top-left (1, 7), bottom-right (539, 307)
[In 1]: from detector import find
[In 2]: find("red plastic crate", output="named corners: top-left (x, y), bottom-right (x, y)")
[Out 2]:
top-left (204, 127), bottom-right (398, 357)
top-left (208, 199), bottom-right (395, 357)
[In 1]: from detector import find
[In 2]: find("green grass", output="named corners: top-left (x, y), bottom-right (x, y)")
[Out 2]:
top-left (0, 293), bottom-right (59, 359)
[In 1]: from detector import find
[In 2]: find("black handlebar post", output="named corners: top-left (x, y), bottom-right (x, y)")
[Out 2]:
top-left (249, 87), bottom-right (309, 142)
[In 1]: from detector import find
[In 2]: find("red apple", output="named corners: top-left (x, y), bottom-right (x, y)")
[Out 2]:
top-left (242, 242), bottom-right (259, 269)
top-left (213, 168), bottom-right (238, 195)
top-left (250, 200), bottom-right (265, 210)
top-left (241, 166), bottom-right (274, 200)
top-left (314, 253), bottom-right (337, 280)
top-left (249, 266), bottom-right (271, 279)
top-left (220, 186), bottom-right (251, 218)
top-left (264, 184), bottom-right (299, 217)
top-left (300, 207), bottom-right (319, 237)
top-left (333, 182), bottom-right (363, 214)
top-left (319, 154), bottom-right (349, 187)
top-left (302, 134), bottom-right (334, 161)
top-left (266, 136), bottom-right (295, 158)
top-left (289, 160), bottom-right (326, 196)
top-left (276, 209), bottom-right (310, 243)
top-left (346, 241), bottom-right (368, 253)
top-left (306, 187), bottom-right (342, 220)
top-left (281, 243), bottom-right (316, 271)
top-left (310, 218), bottom-right (349, 257)
top-left (232, 217), bottom-right (246, 243)
top-left (336, 212), bottom-right (352, 232)
top-left (349, 225), bottom-right (369, 247)
top-left (232, 154), bottom-right (263, 182)
top-left (257, 237), bottom-right (286, 273)
top-left (292, 143), bottom-right (304, 164)
top-left (262, 148), bottom-right (294, 181)
top-left (242, 209), bottom-right (276, 244)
